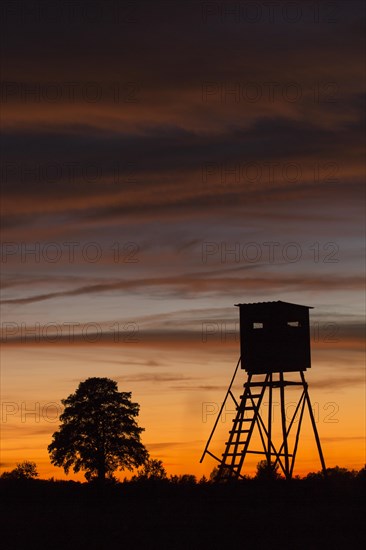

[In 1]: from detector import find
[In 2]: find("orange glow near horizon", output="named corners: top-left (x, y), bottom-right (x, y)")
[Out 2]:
top-left (1, 337), bottom-right (364, 480)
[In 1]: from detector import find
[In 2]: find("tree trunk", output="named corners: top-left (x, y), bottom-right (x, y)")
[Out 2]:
top-left (98, 469), bottom-right (105, 483)
top-left (97, 455), bottom-right (106, 483)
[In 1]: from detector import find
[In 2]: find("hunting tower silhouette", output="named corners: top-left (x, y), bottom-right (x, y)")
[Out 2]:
top-left (200, 301), bottom-right (326, 480)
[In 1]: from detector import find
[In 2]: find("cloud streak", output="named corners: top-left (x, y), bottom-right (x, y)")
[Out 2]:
top-left (1, 272), bottom-right (364, 306)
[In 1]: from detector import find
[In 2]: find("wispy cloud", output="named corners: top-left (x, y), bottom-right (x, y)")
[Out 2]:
top-left (115, 373), bottom-right (197, 384)
top-left (1, 273), bottom-right (364, 306)
top-left (309, 374), bottom-right (365, 390)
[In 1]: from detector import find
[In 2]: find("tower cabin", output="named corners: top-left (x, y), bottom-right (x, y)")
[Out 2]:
top-left (235, 301), bottom-right (312, 374)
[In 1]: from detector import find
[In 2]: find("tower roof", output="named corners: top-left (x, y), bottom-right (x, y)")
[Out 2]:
top-left (234, 300), bottom-right (313, 309)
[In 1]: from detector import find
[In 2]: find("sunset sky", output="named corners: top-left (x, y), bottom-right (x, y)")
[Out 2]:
top-left (1, 0), bottom-right (365, 480)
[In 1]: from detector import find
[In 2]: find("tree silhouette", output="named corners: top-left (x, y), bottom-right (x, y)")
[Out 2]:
top-left (209, 466), bottom-right (219, 481)
top-left (255, 460), bottom-right (281, 481)
top-left (133, 458), bottom-right (167, 481)
top-left (170, 474), bottom-right (197, 484)
top-left (209, 465), bottom-right (237, 481)
top-left (48, 377), bottom-right (148, 482)
top-left (1, 461), bottom-right (38, 480)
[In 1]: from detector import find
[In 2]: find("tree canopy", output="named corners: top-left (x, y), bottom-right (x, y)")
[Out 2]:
top-left (133, 458), bottom-right (167, 481)
top-left (48, 377), bottom-right (148, 481)
top-left (255, 460), bottom-right (281, 480)
top-left (1, 461), bottom-right (39, 480)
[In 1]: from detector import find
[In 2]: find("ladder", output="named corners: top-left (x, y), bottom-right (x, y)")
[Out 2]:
top-left (217, 373), bottom-right (268, 479)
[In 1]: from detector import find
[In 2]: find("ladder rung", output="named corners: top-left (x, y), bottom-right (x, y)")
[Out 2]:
top-left (232, 413), bottom-right (254, 421)
top-left (229, 429), bottom-right (250, 433)
top-left (240, 394), bottom-right (261, 399)
top-left (223, 453), bottom-right (245, 457)
top-left (229, 424), bottom-right (254, 434)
